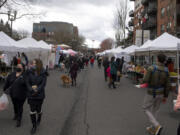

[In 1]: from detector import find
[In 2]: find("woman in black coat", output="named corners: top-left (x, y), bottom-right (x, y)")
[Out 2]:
top-left (3, 63), bottom-right (27, 127)
top-left (26, 59), bottom-right (47, 134)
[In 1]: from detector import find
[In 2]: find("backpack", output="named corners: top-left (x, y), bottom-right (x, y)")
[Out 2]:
top-left (151, 65), bottom-right (169, 98)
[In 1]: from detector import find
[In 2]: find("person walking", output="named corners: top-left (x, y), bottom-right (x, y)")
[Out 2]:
top-left (90, 57), bottom-right (95, 68)
top-left (69, 58), bottom-right (79, 86)
top-left (26, 59), bottom-right (48, 134)
top-left (141, 54), bottom-right (170, 135)
top-left (3, 63), bottom-right (27, 127)
top-left (97, 56), bottom-right (102, 69)
top-left (109, 57), bottom-right (117, 89)
top-left (116, 58), bottom-right (121, 83)
top-left (103, 57), bottom-right (110, 81)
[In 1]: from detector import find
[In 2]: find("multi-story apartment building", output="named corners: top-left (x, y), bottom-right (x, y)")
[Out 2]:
top-left (130, 0), bottom-right (180, 45)
top-left (32, 21), bottom-right (79, 44)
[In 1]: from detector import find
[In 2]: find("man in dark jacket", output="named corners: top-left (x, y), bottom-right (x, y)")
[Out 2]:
top-left (103, 57), bottom-right (109, 81)
top-left (141, 54), bottom-right (170, 135)
top-left (3, 64), bottom-right (27, 127)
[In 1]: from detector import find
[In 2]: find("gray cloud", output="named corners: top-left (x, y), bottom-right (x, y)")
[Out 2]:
top-left (12, 0), bottom-right (133, 46)
top-left (33, 0), bottom-right (117, 7)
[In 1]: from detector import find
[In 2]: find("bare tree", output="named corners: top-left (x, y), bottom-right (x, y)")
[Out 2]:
top-left (0, 0), bottom-right (45, 20)
top-left (16, 29), bottom-right (29, 38)
top-left (113, 0), bottom-right (129, 46)
top-left (100, 38), bottom-right (114, 51)
top-left (0, 0), bottom-right (7, 8)
top-left (53, 31), bottom-right (74, 45)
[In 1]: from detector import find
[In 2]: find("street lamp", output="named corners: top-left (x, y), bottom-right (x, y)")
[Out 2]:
top-left (8, 10), bottom-right (17, 37)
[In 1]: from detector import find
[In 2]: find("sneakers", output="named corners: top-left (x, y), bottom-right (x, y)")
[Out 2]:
top-left (146, 126), bottom-right (155, 134)
top-left (154, 125), bottom-right (163, 135)
top-left (146, 125), bottom-right (162, 135)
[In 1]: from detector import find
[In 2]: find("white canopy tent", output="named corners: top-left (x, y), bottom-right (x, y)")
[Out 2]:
top-left (149, 33), bottom-right (180, 51)
top-left (135, 40), bottom-right (152, 53)
top-left (0, 31), bottom-right (26, 52)
top-left (38, 40), bottom-right (51, 50)
top-left (18, 38), bottom-right (42, 51)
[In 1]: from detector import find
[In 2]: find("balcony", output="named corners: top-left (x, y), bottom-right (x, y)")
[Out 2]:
top-left (148, 17), bottom-right (157, 28)
top-left (148, 2), bottom-right (157, 15)
top-left (141, 0), bottom-right (148, 6)
top-left (129, 10), bottom-right (134, 17)
top-left (128, 19), bottom-right (134, 27)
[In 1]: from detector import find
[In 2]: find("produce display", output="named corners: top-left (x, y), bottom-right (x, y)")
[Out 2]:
top-left (170, 72), bottom-right (178, 77)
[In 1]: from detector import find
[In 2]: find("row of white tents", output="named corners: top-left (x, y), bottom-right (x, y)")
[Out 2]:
top-left (97, 32), bottom-right (180, 62)
top-left (0, 31), bottom-right (52, 67)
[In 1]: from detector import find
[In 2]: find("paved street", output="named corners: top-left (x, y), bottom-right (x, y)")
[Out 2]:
top-left (0, 64), bottom-right (180, 135)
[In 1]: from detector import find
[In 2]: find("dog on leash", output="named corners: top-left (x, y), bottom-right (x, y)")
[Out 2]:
top-left (61, 74), bottom-right (71, 87)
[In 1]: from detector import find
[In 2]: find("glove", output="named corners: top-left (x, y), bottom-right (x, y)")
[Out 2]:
top-left (135, 85), bottom-right (141, 88)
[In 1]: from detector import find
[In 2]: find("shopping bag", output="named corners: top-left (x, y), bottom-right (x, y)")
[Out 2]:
top-left (117, 71), bottom-right (121, 76)
top-left (0, 93), bottom-right (9, 111)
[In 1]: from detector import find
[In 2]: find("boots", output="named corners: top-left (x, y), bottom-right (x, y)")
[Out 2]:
top-left (37, 113), bottom-right (42, 126)
top-left (30, 114), bottom-right (37, 135)
top-left (16, 120), bottom-right (21, 127)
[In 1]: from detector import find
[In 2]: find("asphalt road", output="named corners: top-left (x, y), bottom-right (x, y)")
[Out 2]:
top-left (0, 69), bottom-right (84, 135)
top-left (0, 64), bottom-right (180, 135)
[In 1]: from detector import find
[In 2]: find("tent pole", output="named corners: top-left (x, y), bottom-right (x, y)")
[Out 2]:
top-left (177, 45), bottom-right (179, 89)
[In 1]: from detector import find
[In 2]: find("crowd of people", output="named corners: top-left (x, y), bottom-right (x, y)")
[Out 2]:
top-left (1, 51), bottom-right (180, 135)
top-left (100, 56), bottom-right (125, 89)
top-left (58, 53), bottom-right (96, 86)
top-left (2, 58), bottom-right (48, 134)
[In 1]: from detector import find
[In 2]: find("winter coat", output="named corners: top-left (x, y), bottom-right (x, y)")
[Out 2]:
top-left (106, 67), bottom-right (111, 77)
top-left (26, 69), bottom-right (47, 100)
top-left (103, 60), bottom-right (109, 69)
top-left (143, 63), bottom-right (171, 98)
top-left (3, 72), bottom-right (27, 100)
top-left (69, 62), bottom-right (79, 79)
top-left (110, 62), bottom-right (117, 75)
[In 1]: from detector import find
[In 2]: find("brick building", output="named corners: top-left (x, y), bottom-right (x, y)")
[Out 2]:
top-left (32, 21), bottom-right (79, 44)
top-left (130, 0), bottom-right (180, 45)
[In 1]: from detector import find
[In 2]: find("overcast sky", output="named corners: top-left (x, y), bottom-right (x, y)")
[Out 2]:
top-left (1, 0), bottom-right (133, 48)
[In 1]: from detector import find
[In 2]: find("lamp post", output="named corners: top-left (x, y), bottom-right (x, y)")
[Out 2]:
top-left (8, 10), bottom-right (17, 37)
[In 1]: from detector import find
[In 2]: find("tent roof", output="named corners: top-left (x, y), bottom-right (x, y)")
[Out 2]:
top-left (18, 37), bottom-right (41, 49)
top-left (135, 40), bottom-right (152, 52)
top-left (121, 45), bottom-right (139, 54)
top-left (38, 40), bottom-right (51, 50)
top-left (0, 31), bottom-right (25, 52)
top-left (150, 32), bottom-right (180, 51)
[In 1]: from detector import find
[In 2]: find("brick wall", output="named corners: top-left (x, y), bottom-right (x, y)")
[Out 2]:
top-left (157, 0), bottom-right (176, 36)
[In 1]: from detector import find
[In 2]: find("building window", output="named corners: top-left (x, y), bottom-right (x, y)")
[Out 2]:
top-left (167, 5), bottom-right (170, 15)
top-left (161, 8), bottom-right (165, 18)
top-left (161, 24), bottom-right (165, 33)
top-left (167, 22), bottom-right (171, 32)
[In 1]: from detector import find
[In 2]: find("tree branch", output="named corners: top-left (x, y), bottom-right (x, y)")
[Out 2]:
top-left (0, 0), bottom-right (7, 8)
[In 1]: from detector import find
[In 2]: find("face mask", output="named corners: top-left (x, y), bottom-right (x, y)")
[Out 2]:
top-left (16, 68), bottom-right (22, 72)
